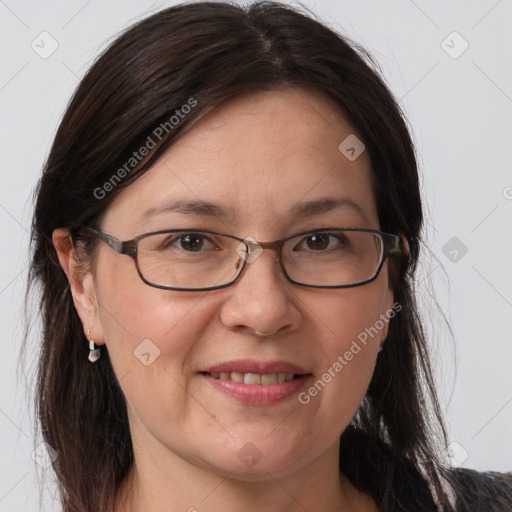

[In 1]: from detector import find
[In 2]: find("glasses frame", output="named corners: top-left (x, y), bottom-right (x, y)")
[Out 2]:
top-left (81, 226), bottom-right (408, 291)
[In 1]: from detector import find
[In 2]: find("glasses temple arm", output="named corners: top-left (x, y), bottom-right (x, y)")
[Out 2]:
top-left (384, 233), bottom-right (410, 257)
top-left (83, 227), bottom-right (137, 256)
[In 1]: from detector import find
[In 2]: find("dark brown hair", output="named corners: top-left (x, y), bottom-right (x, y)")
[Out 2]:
top-left (24, 1), bottom-right (511, 511)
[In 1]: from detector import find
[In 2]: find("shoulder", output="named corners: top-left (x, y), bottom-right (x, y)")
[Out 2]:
top-left (447, 467), bottom-right (512, 511)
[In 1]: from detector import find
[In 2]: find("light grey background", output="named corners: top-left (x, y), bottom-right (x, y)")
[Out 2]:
top-left (1, 0), bottom-right (511, 510)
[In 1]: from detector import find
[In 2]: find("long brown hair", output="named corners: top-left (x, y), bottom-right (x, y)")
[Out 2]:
top-left (23, 1), bottom-right (511, 511)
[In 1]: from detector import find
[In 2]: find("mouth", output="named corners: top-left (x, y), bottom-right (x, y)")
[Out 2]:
top-left (199, 360), bottom-right (312, 405)
top-left (200, 371), bottom-right (303, 385)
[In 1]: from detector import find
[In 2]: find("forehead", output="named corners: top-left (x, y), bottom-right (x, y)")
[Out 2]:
top-left (103, 87), bottom-right (378, 236)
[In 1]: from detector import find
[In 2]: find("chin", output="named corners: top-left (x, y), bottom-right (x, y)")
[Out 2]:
top-left (206, 455), bottom-right (301, 482)
top-left (193, 436), bottom-right (304, 480)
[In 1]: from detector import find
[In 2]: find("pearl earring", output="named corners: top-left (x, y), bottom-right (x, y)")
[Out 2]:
top-left (87, 329), bottom-right (101, 363)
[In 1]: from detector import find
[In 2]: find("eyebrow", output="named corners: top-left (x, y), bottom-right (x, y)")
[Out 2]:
top-left (288, 196), bottom-right (368, 221)
top-left (141, 199), bottom-right (237, 221)
top-left (139, 196), bottom-right (368, 223)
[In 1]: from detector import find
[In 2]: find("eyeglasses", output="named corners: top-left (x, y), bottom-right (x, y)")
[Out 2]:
top-left (82, 227), bottom-right (407, 291)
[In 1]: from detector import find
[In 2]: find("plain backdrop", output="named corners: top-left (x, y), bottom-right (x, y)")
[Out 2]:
top-left (1, 0), bottom-right (511, 510)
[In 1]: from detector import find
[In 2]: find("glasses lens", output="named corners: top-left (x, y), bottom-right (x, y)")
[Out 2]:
top-left (282, 230), bottom-right (383, 286)
top-left (136, 231), bottom-right (243, 289)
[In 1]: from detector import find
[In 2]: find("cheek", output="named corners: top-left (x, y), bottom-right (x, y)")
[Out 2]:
top-left (98, 281), bottom-right (212, 367)
top-left (94, 253), bottom-right (213, 393)
top-left (96, 279), bottom-right (220, 439)
top-left (299, 282), bottom-right (391, 428)
top-left (95, 248), bottom-right (205, 342)
top-left (316, 280), bottom-right (391, 355)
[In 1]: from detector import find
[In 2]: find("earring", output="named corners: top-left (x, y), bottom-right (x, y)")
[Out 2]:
top-left (87, 329), bottom-right (101, 363)
top-left (378, 344), bottom-right (384, 353)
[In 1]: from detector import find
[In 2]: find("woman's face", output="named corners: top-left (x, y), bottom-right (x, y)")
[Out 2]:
top-left (85, 87), bottom-right (394, 479)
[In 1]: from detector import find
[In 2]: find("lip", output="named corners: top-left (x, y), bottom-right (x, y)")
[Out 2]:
top-left (200, 359), bottom-right (312, 406)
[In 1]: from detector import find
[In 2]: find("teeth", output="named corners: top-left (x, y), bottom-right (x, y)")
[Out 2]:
top-left (208, 371), bottom-right (298, 384)
top-left (244, 373), bottom-right (261, 385)
top-left (261, 373), bottom-right (277, 385)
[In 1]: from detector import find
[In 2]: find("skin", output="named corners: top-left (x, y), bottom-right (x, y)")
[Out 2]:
top-left (54, 86), bottom-right (395, 511)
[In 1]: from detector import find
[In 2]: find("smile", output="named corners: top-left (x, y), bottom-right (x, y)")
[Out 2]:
top-left (199, 359), bottom-right (312, 405)
top-left (203, 371), bottom-right (298, 384)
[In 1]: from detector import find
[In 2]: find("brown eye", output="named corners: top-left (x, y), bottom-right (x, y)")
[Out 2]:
top-left (159, 233), bottom-right (217, 252)
top-left (295, 232), bottom-right (349, 252)
top-left (178, 234), bottom-right (206, 252)
top-left (304, 233), bottom-right (330, 250)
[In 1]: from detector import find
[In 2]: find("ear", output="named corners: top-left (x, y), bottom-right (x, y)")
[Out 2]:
top-left (52, 228), bottom-right (105, 345)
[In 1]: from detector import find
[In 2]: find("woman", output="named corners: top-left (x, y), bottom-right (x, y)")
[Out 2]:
top-left (26, 1), bottom-right (511, 511)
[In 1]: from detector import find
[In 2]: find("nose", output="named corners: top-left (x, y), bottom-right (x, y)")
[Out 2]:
top-left (219, 246), bottom-right (302, 337)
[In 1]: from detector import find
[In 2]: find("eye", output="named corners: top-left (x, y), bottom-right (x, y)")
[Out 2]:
top-left (295, 231), bottom-right (350, 252)
top-left (304, 233), bottom-right (331, 251)
top-left (163, 233), bottom-right (218, 252)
